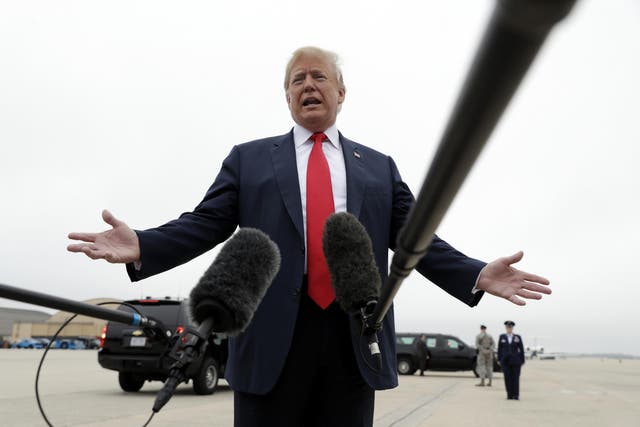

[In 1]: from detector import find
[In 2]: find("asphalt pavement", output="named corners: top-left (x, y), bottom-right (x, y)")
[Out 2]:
top-left (0, 350), bottom-right (638, 426)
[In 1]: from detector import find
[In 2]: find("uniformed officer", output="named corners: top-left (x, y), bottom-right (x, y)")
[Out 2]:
top-left (475, 325), bottom-right (495, 387)
top-left (497, 320), bottom-right (525, 400)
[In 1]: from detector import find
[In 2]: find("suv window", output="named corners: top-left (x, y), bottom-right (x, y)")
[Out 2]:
top-left (396, 336), bottom-right (416, 345)
top-left (426, 337), bottom-right (437, 348)
top-left (446, 338), bottom-right (461, 349)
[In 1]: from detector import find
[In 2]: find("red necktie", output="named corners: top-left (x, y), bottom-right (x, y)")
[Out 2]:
top-left (306, 132), bottom-right (335, 309)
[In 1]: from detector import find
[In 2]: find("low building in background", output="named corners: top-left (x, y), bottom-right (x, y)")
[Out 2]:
top-left (0, 307), bottom-right (51, 346)
top-left (1, 298), bottom-right (121, 344)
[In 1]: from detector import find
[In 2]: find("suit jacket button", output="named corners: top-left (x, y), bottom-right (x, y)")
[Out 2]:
top-left (292, 288), bottom-right (300, 297)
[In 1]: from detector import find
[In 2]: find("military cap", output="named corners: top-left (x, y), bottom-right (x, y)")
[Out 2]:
top-left (504, 320), bottom-right (515, 327)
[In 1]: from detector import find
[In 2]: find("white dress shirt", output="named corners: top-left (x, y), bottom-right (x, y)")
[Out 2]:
top-left (293, 124), bottom-right (347, 270)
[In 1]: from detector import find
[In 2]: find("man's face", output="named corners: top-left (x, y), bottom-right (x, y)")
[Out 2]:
top-left (506, 326), bottom-right (513, 334)
top-left (286, 54), bottom-right (345, 132)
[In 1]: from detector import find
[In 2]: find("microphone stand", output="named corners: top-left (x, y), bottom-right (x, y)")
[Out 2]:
top-left (368, 0), bottom-right (578, 332)
top-left (152, 317), bottom-right (215, 413)
top-left (359, 300), bottom-right (382, 371)
top-left (152, 298), bottom-right (230, 413)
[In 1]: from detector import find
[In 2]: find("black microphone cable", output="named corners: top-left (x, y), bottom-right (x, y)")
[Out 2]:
top-left (34, 301), bottom-right (156, 427)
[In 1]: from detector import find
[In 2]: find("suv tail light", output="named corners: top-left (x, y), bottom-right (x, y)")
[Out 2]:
top-left (100, 325), bottom-right (107, 348)
top-left (176, 326), bottom-right (185, 335)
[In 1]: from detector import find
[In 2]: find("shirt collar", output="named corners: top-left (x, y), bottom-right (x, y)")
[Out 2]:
top-left (293, 124), bottom-right (340, 149)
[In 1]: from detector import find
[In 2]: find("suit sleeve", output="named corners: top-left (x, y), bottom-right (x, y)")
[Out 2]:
top-left (126, 146), bottom-right (240, 281)
top-left (388, 156), bottom-right (486, 307)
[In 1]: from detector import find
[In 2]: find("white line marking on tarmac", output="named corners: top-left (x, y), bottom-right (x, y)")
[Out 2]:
top-left (375, 382), bottom-right (459, 427)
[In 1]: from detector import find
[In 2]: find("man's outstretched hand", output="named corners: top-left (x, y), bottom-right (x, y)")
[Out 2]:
top-left (67, 210), bottom-right (140, 264)
top-left (476, 251), bottom-right (551, 306)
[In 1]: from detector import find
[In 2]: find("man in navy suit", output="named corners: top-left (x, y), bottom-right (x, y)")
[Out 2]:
top-left (68, 46), bottom-right (551, 426)
top-left (497, 320), bottom-right (526, 400)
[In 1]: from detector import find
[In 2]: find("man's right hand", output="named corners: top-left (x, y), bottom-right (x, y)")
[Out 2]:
top-left (67, 210), bottom-right (140, 264)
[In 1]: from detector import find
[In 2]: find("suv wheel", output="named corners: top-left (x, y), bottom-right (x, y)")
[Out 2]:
top-left (397, 357), bottom-right (415, 375)
top-left (118, 372), bottom-right (145, 392)
top-left (193, 357), bottom-right (219, 395)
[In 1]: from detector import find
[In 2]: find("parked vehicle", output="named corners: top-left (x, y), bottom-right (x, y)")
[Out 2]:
top-left (12, 338), bottom-right (46, 349)
top-left (36, 338), bottom-right (51, 347)
top-left (52, 339), bottom-right (86, 350)
top-left (77, 337), bottom-right (101, 349)
top-left (395, 332), bottom-right (501, 376)
top-left (98, 298), bottom-right (228, 395)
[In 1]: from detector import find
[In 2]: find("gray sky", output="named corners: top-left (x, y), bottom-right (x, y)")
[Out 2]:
top-left (1, 1), bottom-right (639, 355)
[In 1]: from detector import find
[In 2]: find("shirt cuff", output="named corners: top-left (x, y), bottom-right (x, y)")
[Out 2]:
top-left (471, 265), bottom-right (488, 294)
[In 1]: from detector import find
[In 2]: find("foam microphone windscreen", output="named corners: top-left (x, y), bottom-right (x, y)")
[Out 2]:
top-left (189, 228), bottom-right (280, 335)
top-left (322, 212), bottom-right (381, 314)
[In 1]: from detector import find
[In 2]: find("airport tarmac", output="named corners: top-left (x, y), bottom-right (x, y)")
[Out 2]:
top-left (0, 350), bottom-right (638, 426)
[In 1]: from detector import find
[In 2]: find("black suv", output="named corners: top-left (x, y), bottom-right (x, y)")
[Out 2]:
top-left (395, 332), bottom-right (500, 376)
top-left (98, 298), bottom-right (228, 395)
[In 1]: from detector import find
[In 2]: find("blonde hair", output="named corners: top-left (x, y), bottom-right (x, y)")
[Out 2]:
top-left (284, 46), bottom-right (345, 91)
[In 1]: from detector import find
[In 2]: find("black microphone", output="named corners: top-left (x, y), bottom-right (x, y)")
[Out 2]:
top-left (189, 227), bottom-right (281, 334)
top-left (369, 0), bottom-right (577, 333)
top-left (322, 212), bottom-right (382, 370)
top-left (153, 228), bottom-right (280, 413)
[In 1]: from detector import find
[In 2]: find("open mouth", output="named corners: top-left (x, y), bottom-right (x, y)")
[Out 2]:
top-left (302, 97), bottom-right (322, 107)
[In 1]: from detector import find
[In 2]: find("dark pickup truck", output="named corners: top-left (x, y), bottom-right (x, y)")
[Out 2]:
top-left (395, 332), bottom-right (500, 376)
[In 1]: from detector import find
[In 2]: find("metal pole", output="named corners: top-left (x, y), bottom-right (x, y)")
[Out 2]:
top-left (371, 0), bottom-right (577, 328)
top-left (0, 282), bottom-right (149, 326)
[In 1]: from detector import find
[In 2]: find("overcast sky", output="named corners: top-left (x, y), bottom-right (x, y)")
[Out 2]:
top-left (1, 1), bottom-right (639, 355)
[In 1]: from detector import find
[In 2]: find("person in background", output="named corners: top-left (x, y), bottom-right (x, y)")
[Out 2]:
top-left (475, 324), bottom-right (495, 387)
top-left (497, 320), bottom-right (525, 400)
top-left (414, 334), bottom-right (429, 376)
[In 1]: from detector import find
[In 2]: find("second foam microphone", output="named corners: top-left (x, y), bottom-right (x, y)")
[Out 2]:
top-left (322, 212), bottom-right (382, 370)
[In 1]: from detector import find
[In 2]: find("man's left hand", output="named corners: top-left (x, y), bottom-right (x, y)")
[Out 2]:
top-left (477, 251), bottom-right (551, 306)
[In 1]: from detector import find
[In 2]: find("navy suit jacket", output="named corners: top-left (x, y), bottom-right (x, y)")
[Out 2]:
top-left (497, 333), bottom-right (525, 366)
top-left (126, 130), bottom-right (486, 394)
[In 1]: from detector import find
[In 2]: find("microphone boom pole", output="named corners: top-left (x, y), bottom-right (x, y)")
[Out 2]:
top-left (0, 282), bottom-right (157, 329)
top-left (369, 0), bottom-right (577, 330)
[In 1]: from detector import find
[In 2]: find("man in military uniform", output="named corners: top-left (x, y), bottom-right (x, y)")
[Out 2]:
top-left (475, 325), bottom-right (495, 387)
top-left (497, 320), bottom-right (525, 400)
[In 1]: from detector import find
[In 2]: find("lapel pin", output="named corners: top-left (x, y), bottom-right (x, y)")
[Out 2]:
top-left (353, 151), bottom-right (361, 159)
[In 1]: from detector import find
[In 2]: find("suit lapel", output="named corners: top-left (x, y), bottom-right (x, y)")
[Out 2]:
top-left (271, 131), bottom-right (304, 243)
top-left (340, 134), bottom-right (367, 219)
